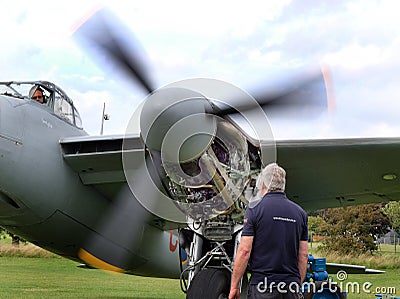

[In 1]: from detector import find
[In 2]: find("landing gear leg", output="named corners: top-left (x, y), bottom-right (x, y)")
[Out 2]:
top-left (187, 232), bottom-right (203, 287)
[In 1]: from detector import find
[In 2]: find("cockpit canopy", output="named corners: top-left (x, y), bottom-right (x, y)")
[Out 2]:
top-left (0, 81), bottom-right (82, 129)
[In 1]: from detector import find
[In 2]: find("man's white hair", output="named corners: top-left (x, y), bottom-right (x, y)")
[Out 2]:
top-left (256, 162), bottom-right (286, 193)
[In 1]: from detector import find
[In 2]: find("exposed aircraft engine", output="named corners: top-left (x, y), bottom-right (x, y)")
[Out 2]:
top-left (146, 116), bottom-right (260, 241)
top-left (164, 119), bottom-right (250, 217)
top-left (137, 84), bottom-right (263, 231)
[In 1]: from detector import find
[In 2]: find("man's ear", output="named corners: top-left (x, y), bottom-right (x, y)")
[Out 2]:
top-left (260, 183), bottom-right (267, 196)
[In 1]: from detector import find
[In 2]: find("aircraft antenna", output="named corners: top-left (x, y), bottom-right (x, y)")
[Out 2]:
top-left (100, 102), bottom-right (110, 135)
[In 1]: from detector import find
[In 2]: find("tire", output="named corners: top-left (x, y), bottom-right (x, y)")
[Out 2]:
top-left (186, 268), bottom-right (230, 299)
top-left (303, 281), bottom-right (346, 299)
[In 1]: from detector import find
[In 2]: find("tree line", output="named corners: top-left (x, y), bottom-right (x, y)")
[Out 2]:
top-left (308, 201), bottom-right (400, 254)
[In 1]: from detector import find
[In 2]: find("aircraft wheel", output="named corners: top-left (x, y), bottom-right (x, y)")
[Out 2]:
top-left (186, 268), bottom-right (230, 299)
top-left (303, 281), bottom-right (345, 299)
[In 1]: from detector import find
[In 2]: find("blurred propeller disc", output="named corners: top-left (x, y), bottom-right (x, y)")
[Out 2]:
top-left (73, 7), bottom-right (155, 93)
top-left (73, 6), bottom-right (335, 273)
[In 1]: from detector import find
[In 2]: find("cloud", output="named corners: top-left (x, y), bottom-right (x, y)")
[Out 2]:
top-left (1, 0), bottom-right (400, 139)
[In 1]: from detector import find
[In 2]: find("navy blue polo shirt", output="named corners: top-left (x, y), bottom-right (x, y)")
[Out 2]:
top-left (242, 192), bottom-right (308, 286)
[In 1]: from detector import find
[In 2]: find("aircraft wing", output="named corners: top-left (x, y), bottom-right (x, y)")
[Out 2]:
top-left (325, 262), bottom-right (385, 274)
top-left (60, 134), bottom-right (144, 200)
top-left (275, 137), bottom-right (400, 212)
top-left (60, 135), bottom-right (400, 212)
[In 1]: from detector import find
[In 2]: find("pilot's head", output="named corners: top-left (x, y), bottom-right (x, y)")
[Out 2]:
top-left (256, 162), bottom-right (286, 195)
top-left (29, 85), bottom-right (45, 104)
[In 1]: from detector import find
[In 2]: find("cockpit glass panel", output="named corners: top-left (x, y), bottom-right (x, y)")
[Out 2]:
top-left (54, 91), bottom-right (74, 125)
top-left (74, 107), bottom-right (83, 128)
top-left (0, 83), bottom-right (28, 99)
top-left (0, 81), bottom-right (83, 129)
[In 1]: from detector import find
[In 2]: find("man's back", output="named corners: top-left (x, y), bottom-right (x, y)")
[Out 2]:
top-left (242, 192), bottom-right (308, 286)
top-left (229, 163), bottom-right (309, 299)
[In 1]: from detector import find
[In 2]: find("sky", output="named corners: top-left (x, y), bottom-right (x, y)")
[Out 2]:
top-left (2, 0), bottom-right (400, 140)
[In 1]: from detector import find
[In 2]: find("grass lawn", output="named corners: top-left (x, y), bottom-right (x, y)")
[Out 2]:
top-left (344, 270), bottom-right (400, 298)
top-left (0, 255), bottom-right (398, 299)
top-left (0, 239), bottom-right (399, 298)
top-left (0, 256), bottom-right (185, 299)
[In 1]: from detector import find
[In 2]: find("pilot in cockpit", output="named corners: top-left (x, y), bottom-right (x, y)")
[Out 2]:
top-left (29, 85), bottom-right (45, 104)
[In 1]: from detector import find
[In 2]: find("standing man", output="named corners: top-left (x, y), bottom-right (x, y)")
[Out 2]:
top-left (229, 163), bottom-right (308, 299)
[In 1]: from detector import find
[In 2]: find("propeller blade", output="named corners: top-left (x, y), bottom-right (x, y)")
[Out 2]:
top-left (73, 8), bottom-right (155, 94)
top-left (210, 67), bottom-right (332, 117)
top-left (77, 139), bottom-right (156, 272)
top-left (78, 184), bottom-right (151, 272)
top-left (77, 139), bottom-right (186, 272)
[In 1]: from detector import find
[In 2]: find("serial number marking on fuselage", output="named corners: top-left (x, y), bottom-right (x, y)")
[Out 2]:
top-left (42, 118), bottom-right (53, 129)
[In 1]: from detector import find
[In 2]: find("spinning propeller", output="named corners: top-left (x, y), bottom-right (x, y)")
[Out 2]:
top-left (73, 7), bottom-right (332, 272)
